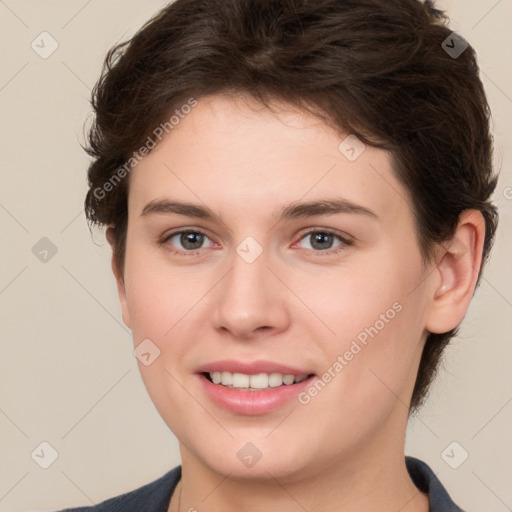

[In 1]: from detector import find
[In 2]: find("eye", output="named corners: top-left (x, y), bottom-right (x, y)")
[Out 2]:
top-left (294, 229), bottom-right (352, 254)
top-left (160, 228), bottom-right (352, 256)
top-left (161, 229), bottom-right (216, 255)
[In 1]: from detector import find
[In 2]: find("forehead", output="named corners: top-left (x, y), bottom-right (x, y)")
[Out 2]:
top-left (128, 93), bottom-right (411, 226)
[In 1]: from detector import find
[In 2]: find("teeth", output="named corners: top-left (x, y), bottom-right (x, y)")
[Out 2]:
top-left (250, 373), bottom-right (268, 389)
top-left (232, 373), bottom-right (250, 388)
top-left (268, 372), bottom-right (283, 388)
top-left (221, 371), bottom-right (232, 385)
top-left (283, 374), bottom-right (295, 385)
top-left (208, 371), bottom-right (309, 390)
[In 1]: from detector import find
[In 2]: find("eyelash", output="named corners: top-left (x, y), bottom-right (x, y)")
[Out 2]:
top-left (159, 228), bottom-right (353, 257)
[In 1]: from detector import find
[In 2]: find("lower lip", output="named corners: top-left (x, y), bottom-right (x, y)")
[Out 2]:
top-left (198, 373), bottom-right (316, 415)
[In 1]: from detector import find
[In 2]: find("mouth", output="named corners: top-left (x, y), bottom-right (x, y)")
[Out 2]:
top-left (195, 361), bottom-right (317, 415)
top-left (202, 371), bottom-right (314, 391)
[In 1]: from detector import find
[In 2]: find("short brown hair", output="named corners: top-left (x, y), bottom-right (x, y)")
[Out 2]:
top-left (84, 0), bottom-right (499, 412)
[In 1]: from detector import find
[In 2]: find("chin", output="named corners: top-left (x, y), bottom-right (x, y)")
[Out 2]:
top-left (183, 433), bottom-right (320, 483)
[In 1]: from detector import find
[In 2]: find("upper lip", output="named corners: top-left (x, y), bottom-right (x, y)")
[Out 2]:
top-left (196, 359), bottom-right (314, 376)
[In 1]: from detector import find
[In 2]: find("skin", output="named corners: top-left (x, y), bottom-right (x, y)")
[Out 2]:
top-left (107, 93), bottom-right (484, 512)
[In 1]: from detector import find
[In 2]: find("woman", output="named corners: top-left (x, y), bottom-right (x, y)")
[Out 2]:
top-left (60, 0), bottom-right (498, 510)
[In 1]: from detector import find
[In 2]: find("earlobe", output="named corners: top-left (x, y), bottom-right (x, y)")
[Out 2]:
top-left (106, 225), bottom-right (131, 329)
top-left (425, 210), bottom-right (485, 334)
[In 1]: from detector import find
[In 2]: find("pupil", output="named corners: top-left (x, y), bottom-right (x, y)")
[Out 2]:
top-left (312, 233), bottom-right (332, 250)
top-left (181, 232), bottom-right (203, 250)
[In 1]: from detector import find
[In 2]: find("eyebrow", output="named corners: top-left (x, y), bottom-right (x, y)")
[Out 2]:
top-left (141, 197), bottom-right (378, 223)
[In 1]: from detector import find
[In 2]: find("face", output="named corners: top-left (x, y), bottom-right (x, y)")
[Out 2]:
top-left (115, 93), bottom-right (435, 481)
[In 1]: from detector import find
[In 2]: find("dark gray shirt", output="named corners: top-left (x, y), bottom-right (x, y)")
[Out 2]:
top-left (58, 456), bottom-right (465, 511)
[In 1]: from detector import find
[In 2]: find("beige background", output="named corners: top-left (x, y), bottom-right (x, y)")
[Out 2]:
top-left (0, 1), bottom-right (510, 511)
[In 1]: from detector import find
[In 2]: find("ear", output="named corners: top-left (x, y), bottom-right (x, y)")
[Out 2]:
top-left (425, 210), bottom-right (486, 334)
top-left (106, 225), bottom-right (131, 329)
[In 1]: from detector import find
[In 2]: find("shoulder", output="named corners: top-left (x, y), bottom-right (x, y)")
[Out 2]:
top-left (406, 456), bottom-right (465, 512)
top-left (54, 465), bottom-right (181, 512)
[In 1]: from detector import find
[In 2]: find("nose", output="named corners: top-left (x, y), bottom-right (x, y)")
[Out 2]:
top-left (212, 246), bottom-right (291, 340)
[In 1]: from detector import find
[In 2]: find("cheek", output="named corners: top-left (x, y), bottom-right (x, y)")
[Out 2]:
top-left (297, 252), bottom-right (417, 343)
top-left (122, 252), bottom-right (196, 425)
top-left (122, 245), bottom-right (198, 341)
top-left (302, 252), bottom-right (425, 404)
top-left (124, 281), bottom-right (171, 343)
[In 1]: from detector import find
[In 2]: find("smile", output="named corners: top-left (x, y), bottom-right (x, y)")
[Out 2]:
top-left (206, 371), bottom-right (310, 390)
